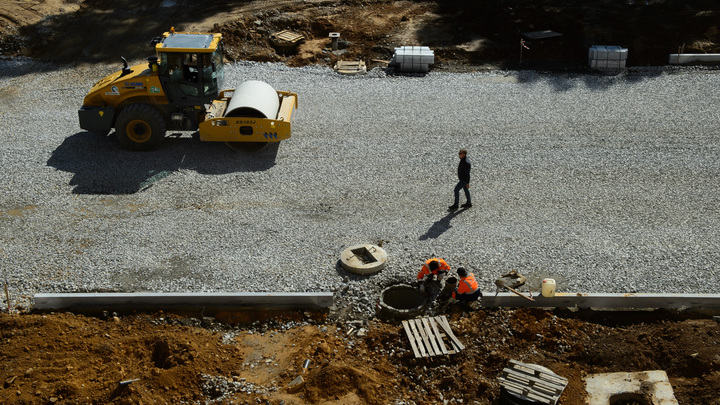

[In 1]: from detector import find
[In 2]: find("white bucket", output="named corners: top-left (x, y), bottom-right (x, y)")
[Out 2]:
top-left (541, 278), bottom-right (556, 297)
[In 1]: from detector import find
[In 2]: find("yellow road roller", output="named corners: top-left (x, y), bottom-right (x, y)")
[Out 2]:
top-left (78, 29), bottom-right (298, 151)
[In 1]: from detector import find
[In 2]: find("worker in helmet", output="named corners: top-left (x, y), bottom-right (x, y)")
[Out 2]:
top-left (452, 267), bottom-right (481, 302)
top-left (417, 258), bottom-right (451, 282)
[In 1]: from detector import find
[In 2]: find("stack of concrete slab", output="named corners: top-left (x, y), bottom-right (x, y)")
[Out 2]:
top-left (392, 46), bottom-right (434, 73)
top-left (589, 45), bottom-right (628, 70)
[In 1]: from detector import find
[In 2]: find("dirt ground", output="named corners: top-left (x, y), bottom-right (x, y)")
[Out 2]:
top-left (2, 307), bottom-right (720, 404)
top-left (2, 1), bottom-right (720, 404)
top-left (1, 0), bottom-right (719, 70)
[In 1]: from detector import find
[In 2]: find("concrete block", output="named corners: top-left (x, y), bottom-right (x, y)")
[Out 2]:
top-left (585, 370), bottom-right (678, 405)
top-left (481, 292), bottom-right (720, 310)
top-left (33, 292), bottom-right (334, 313)
top-left (669, 53), bottom-right (720, 64)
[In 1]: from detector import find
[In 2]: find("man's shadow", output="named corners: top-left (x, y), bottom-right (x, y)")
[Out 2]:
top-left (419, 208), bottom-right (467, 240)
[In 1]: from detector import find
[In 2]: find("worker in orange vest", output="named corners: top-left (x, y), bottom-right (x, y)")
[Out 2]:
top-left (417, 257), bottom-right (451, 282)
top-left (452, 267), bottom-right (481, 302)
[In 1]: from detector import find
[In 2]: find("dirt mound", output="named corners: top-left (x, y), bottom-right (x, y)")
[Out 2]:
top-left (1, 0), bottom-right (718, 71)
top-left (2, 308), bottom-right (720, 404)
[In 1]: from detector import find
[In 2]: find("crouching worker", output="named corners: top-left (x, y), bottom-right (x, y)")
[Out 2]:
top-left (417, 258), bottom-right (451, 283)
top-left (417, 258), bottom-right (451, 292)
top-left (452, 267), bottom-right (481, 302)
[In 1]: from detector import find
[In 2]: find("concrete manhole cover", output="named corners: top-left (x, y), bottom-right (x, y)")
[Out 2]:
top-left (339, 243), bottom-right (387, 275)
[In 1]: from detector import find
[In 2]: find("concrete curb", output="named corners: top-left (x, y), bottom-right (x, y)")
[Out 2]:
top-left (482, 292), bottom-right (720, 310)
top-left (668, 53), bottom-right (720, 64)
top-left (33, 292), bottom-right (334, 313)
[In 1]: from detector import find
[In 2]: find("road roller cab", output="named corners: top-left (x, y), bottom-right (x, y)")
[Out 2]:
top-left (78, 29), bottom-right (298, 151)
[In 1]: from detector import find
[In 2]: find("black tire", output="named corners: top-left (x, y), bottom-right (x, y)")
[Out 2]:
top-left (115, 104), bottom-right (166, 151)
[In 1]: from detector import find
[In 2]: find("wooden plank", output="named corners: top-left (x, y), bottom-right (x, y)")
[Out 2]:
top-left (408, 319), bottom-right (427, 357)
top-left (436, 321), bottom-right (460, 352)
top-left (429, 318), bottom-right (448, 354)
top-left (402, 320), bottom-right (421, 358)
top-left (414, 319), bottom-right (435, 356)
top-left (421, 318), bottom-right (441, 355)
top-left (334, 60), bottom-right (367, 75)
top-left (503, 372), bottom-right (564, 395)
top-left (500, 380), bottom-right (554, 404)
top-left (503, 365), bottom-right (566, 387)
top-left (500, 378), bottom-right (563, 398)
top-left (272, 30), bottom-right (304, 43)
top-left (502, 371), bottom-right (565, 395)
top-left (436, 316), bottom-right (459, 348)
top-left (407, 319), bottom-right (427, 357)
top-left (507, 360), bottom-right (568, 387)
top-left (501, 376), bottom-right (559, 400)
top-left (498, 361), bottom-right (568, 405)
top-left (508, 360), bottom-right (568, 385)
top-left (436, 316), bottom-right (465, 351)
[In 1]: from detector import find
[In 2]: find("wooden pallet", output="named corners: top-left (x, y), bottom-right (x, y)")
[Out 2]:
top-left (334, 60), bottom-right (367, 75)
top-left (270, 29), bottom-right (304, 45)
top-left (402, 316), bottom-right (464, 358)
top-left (498, 360), bottom-right (568, 405)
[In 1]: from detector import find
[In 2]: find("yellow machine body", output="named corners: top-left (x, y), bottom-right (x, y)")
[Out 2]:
top-left (78, 30), bottom-right (298, 150)
top-left (199, 90), bottom-right (298, 143)
top-left (82, 63), bottom-right (170, 109)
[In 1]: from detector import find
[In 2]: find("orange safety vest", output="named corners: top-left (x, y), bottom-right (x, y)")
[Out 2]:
top-left (417, 258), bottom-right (451, 280)
top-left (453, 273), bottom-right (479, 299)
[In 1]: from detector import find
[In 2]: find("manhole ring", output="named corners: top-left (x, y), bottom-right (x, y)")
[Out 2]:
top-left (339, 243), bottom-right (387, 275)
top-left (377, 284), bottom-right (427, 320)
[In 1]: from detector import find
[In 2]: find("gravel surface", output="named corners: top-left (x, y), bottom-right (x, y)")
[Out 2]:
top-left (1, 59), bottom-right (719, 318)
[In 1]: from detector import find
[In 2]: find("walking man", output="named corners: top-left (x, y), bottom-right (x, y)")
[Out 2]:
top-left (449, 148), bottom-right (471, 210)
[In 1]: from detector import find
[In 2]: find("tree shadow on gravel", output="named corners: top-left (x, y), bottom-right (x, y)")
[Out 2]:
top-left (47, 131), bottom-right (278, 194)
top-left (419, 208), bottom-right (467, 240)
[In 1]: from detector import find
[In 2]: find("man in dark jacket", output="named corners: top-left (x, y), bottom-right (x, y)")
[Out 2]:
top-left (449, 148), bottom-right (471, 210)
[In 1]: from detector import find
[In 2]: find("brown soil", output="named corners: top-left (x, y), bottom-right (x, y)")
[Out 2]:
top-left (1, 0), bottom-right (719, 71)
top-left (2, 307), bottom-right (720, 404)
top-left (2, 1), bottom-right (720, 404)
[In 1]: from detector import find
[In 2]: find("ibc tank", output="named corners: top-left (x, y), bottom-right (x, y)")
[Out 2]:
top-left (225, 80), bottom-right (280, 119)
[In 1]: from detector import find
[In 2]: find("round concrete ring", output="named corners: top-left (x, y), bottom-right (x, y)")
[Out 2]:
top-left (377, 284), bottom-right (427, 320)
top-left (339, 243), bottom-right (388, 275)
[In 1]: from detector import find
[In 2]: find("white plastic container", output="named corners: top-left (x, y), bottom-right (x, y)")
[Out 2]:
top-left (392, 46), bottom-right (435, 72)
top-left (589, 45), bottom-right (628, 70)
top-left (541, 278), bottom-right (556, 297)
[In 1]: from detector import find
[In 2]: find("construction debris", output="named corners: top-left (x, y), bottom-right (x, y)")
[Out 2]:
top-left (499, 360), bottom-right (568, 405)
top-left (285, 375), bottom-right (304, 393)
top-left (334, 60), bottom-right (366, 75)
top-left (269, 29), bottom-right (304, 54)
top-left (495, 270), bottom-right (535, 301)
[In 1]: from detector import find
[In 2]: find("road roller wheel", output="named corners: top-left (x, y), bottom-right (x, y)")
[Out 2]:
top-left (115, 104), bottom-right (166, 151)
top-left (225, 142), bottom-right (269, 152)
